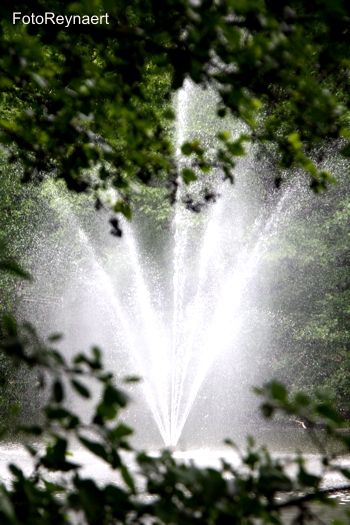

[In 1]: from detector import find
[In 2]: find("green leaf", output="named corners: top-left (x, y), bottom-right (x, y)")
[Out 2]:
top-left (180, 140), bottom-right (202, 156)
top-left (181, 142), bottom-right (194, 156)
top-left (298, 467), bottom-right (320, 487)
top-left (113, 200), bottom-right (132, 220)
top-left (79, 436), bottom-right (109, 463)
top-left (217, 108), bottom-right (227, 118)
top-left (2, 315), bottom-right (17, 337)
top-left (25, 444), bottom-right (37, 457)
top-left (110, 424), bottom-right (133, 439)
top-left (53, 380), bottom-right (64, 403)
top-left (0, 486), bottom-right (15, 520)
top-left (92, 347), bottom-right (101, 362)
top-left (227, 141), bottom-right (246, 156)
top-left (217, 130), bottom-right (231, 141)
top-left (45, 407), bottom-right (71, 419)
top-left (97, 402), bottom-right (117, 420)
top-left (163, 108), bottom-right (175, 119)
top-left (20, 426), bottom-right (42, 436)
top-left (0, 260), bottom-right (31, 280)
top-left (182, 168), bottom-right (197, 184)
top-left (110, 449), bottom-right (122, 468)
top-left (121, 465), bottom-right (135, 493)
top-left (340, 469), bottom-right (350, 480)
top-left (316, 403), bottom-right (344, 423)
top-left (288, 132), bottom-right (302, 151)
top-left (123, 375), bottom-right (141, 383)
top-left (48, 333), bottom-right (63, 342)
top-left (294, 392), bottom-right (310, 406)
top-left (261, 402), bottom-right (274, 418)
top-left (340, 144), bottom-right (350, 157)
top-left (270, 382), bottom-right (287, 403)
top-left (71, 379), bottom-right (90, 398)
top-left (104, 385), bottom-right (128, 408)
top-left (10, 404), bottom-right (20, 416)
top-left (42, 438), bottom-right (79, 471)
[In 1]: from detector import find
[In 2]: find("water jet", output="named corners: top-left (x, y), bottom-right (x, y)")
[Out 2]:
top-left (20, 82), bottom-right (342, 450)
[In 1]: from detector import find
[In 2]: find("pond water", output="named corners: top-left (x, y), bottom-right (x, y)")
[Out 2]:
top-left (0, 430), bottom-right (349, 524)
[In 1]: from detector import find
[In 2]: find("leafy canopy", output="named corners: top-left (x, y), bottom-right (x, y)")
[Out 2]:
top-left (1, 0), bottom-right (350, 213)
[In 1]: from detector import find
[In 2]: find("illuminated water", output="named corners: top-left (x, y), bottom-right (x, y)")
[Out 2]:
top-left (18, 79), bottom-right (318, 448)
top-left (20, 79), bottom-right (345, 451)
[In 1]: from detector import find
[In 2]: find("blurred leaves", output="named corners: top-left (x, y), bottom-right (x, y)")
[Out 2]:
top-left (0, 241), bottom-right (31, 280)
top-left (0, 260), bottom-right (31, 281)
top-left (0, 305), bottom-right (349, 525)
top-left (1, 0), bottom-right (350, 523)
top-left (0, 0), bottom-right (348, 212)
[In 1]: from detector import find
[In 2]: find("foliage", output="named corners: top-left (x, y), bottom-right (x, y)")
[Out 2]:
top-left (1, 258), bottom-right (350, 525)
top-left (249, 165), bottom-right (350, 416)
top-left (2, 1), bottom-right (350, 523)
top-left (0, 303), bottom-right (349, 524)
top-left (1, 0), bottom-right (350, 212)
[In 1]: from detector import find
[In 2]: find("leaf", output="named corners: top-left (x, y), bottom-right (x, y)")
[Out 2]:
top-left (79, 436), bottom-right (109, 463)
top-left (123, 375), bottom-right (141, 383)
top-left (53, 380), bottom-right (64, 403)
top-left (316, 403), bottom-right (344, 423)
top-left (110, 424), bottom-right (133, 439)
top-left (10, 404), bottom-right (20, 416)
top-left (163, 108), bottom-right (175, 119)
top-left (73, 354), bottom-right (87, 365)
top-left (48, 333), bottom-right (63, 342)
top-left (2, 315), bottom-right (17, 337)
top-left (121, 465), bottom-right (135, 493)
top-left (340, 468), bottom-right (350, 480)
top-left (71, 379), bottom-right (90, 398)
top-left (224, 438), bottom-right (238, 449)
top-left (182, 168), bottom-right (197, 184)
top-left (20, 426), bottom-right (42, 436)
top-left (217, 130), bottom-right (231, 141)
top-left (261, 402), bottom-right (274, 418)
top-left (294, 392), bottom-right (310, 406)
top-left (180, 140), bottom-right (202, 156)
top-left (92, 347), bottom-right (101, 361)
top-left (227, 141), bottom-right (246, 156)
top-left (110, 449), bottom-right (122, 468)
top-left (9, 464), bottom-right (22, 478)
top-left (270, 382), bottom-right (287, 403)
top-left (0, 486), bottom-right (15, 520)
top-left (41, 438), bottom-right (79, 472)
top-left (104, 385), bottom-right (128, 408)
top-left (67, 415), bottom-right (80, 429)
top-left (298, 467), bottom-right (320, 488)
top-left (97, 402), bottom-right (117, 420)
top-left (113, 200), bottom-right (132, 220)
top-left (25, 444), bottom-right (37, 457)
top-left (0, 260), bottom-right (31, 280)
top-left (340, 144), bottom-right (350, 157)
top-left (45, 407), bottom-right (71, 419)
top-left (181, 142), bottom-right (194, 156)
top-left (288, 132), bottom-right (302, 150)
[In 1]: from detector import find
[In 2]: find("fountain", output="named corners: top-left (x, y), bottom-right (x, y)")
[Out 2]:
top-left (19, 81), bottom-right (333, 450)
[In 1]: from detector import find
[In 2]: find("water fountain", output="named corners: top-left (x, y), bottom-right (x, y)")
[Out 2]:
top-left (20, 81), bottom-right (333, 450)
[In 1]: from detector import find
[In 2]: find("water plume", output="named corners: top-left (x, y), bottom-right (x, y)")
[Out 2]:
top-left (21, 83), bottom-right (313, 448)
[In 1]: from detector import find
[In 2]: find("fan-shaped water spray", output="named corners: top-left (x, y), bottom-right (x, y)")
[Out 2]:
top-left (22, 82), bottom-right (314, 448)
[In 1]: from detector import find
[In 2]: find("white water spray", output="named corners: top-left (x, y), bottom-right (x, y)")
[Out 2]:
top-left (26, 84), bottom-right (310, 448)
